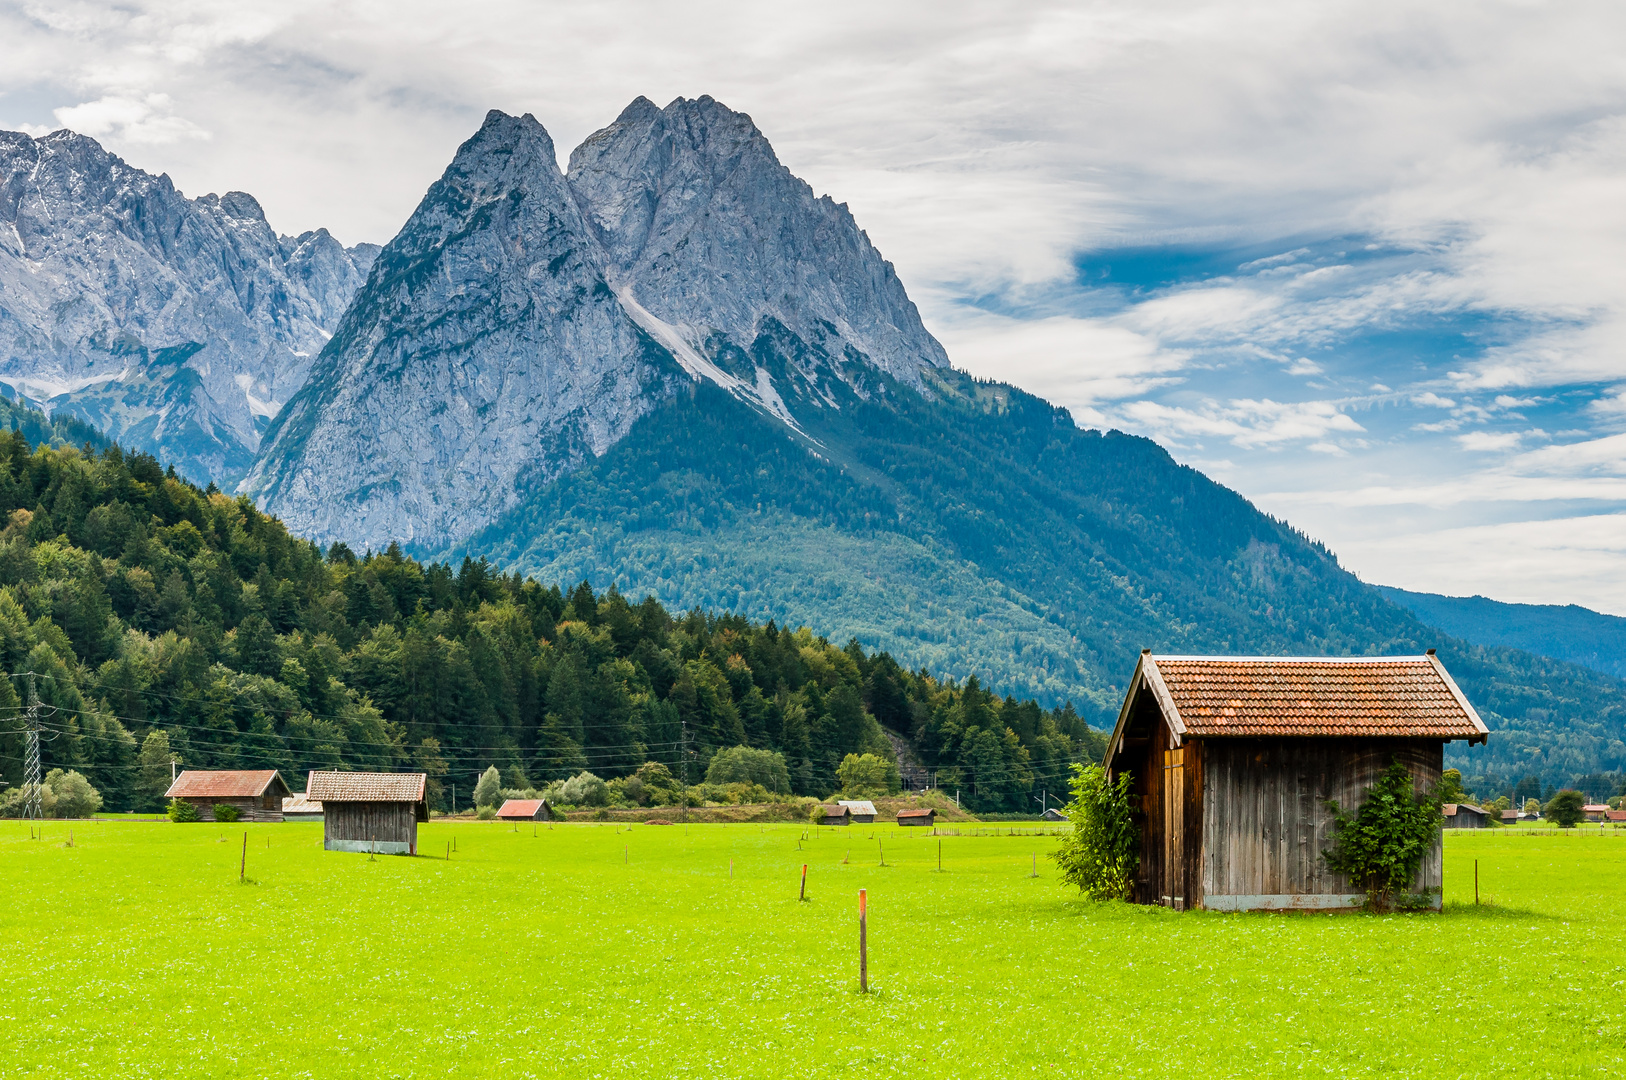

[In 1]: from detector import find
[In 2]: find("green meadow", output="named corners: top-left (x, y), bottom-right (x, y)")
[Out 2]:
top-left (2, 821), bottom-right (1621, 1078)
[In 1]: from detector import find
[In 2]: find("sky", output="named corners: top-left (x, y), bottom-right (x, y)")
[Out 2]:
top-left (3, 0), bottom-right (1625, 613)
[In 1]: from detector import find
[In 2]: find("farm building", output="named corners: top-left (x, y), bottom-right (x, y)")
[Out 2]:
top-left (1584, 804), bottom-right (1610, 822)
top-left (896, 808), bottom-right (935, 826)
top-left (1608, 810), bottom-right (1626, 824)
top-left (1501, 810), bottom-right (1520, 825)
top-left (1103, 650), bottom-right (1488, 912)
top-left (497, 798), bottom-right (553, 821)
top-left (838, 800), bottom-right (878, 823)
top-left (1443, 803), bottom-right (1489, 829)
top-left (306, 771), bottom-right (428, 855)
top-left (1041, 808), bottom-right (1066, 822)
top-left (820, 805), bottom-right (851, 825)
top-left (281, 793), bottom-right (323, 821)
top-left (165, 770), bottom-right (290, 822)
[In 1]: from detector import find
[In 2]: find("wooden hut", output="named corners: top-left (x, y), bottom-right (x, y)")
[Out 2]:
top-left (281, 793), bottom-right (323, 821)
top-left (497, 798), bottom-right (553, 821)
top-left (164, 770), bottom-right (290, 822)
top-left (820, 804), bottom-right (851, 826)
top-left (1501, 810), bottom-right (1520, 826)
top-left (306, 771), bottom-right (427, 855)
top-left (1443, 803), bottom-right (1488, 829)
top-left (896, 808), bottom-right (936, 826)
top-left (1041, 808), bottom-right (1067, 822)
top-left (1584, 804), bottom-right (1609, 822)
top-left (838, 800), bottom-right (878, 823)
top-left (1103, 650), bottom-right (1488, 912)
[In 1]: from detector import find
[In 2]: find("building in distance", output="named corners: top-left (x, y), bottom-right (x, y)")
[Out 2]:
top-left (306, 771), bottom-right (427, 855)
top-left (281, 793), bottom-right (323, 821)
top-left (838, 800), bottom-right (877, 823)
top-left (497, 798), bottom-right (554, 821)
top-left (1443, 803), bottom-right (1489, 829)
top-left (164, 770), bottom-right (290, 822)
top-left (896, 808), bottom-right (936, 826)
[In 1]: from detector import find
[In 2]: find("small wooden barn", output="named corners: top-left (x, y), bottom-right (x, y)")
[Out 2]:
top-left (1103, 650), bottom-right (1488, 911)
top-left (1041, 807), bottom-right (1067, 822)
top-left (164, 770), bottom-right (290, 822)
top-left (497, 798), bottom-right (553, 821)
top-left (306, 771), bottom-right (427, 855)
top-left (839, 800), bottom-right (878, 823)
top-left (896, 808), bottom-right (936, 826)
top-left (1443, 803), bottom-right (1488, 829)
top-left (1607, 809), bottom-right (1626, 824)
top-left (281, 793), bottom-right (323, 821)
top-left (1501, 810), bottom-right (1521, 826)
top-left (1584, 804), bottom-right (1610, 822)
top-left (821, 804), bottom-right (851, 825)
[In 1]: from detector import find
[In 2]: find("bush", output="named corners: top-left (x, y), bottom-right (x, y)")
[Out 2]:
top-left (473, 765), bottom-right (503, 809)
top-left (705, 746), bottom-right (792, 794)
top-left (810, 803), bottom-right (827, 824)
top-left (836, 753), bottom-right (899, 798)
top-left (1051, 764), bottom-right (1137, 901)
top-left (476, 805), bottom-right (496, 820)
top-left (1545, 789), bottom-right (1586, 828)
top-left (213, 804), bottom-right (240, 823)
top-left (167, 798), bottom-right (199, 823)
top-left (1323, 758), bottom-right (1443, 910)
top-left (46, 769), bottom-right (103, 818)
top-left (560, 771), bottom-right (609, 807)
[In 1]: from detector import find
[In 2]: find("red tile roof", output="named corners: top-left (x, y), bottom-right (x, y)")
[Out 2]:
top-left (1137, 654), bottom-right (1487, 741)
top-left (497, 799), bottom-right (544, 818)
top-left (305, 771), bottom-right (426, 803)
top-left (1608, 810), bottom-right (1626, 823)
top-left (165, 770), bottom-right (288, 799)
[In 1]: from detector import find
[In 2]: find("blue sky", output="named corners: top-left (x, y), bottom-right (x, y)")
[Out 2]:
top-left (2, 0), bottom-right (1624, 610)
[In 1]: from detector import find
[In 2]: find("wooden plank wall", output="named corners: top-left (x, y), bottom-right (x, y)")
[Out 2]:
top-left (1199, 738), bottom-right (1443, 901)
top-left (325, 802), bottom-right (418, 850)
top-left (187, 796), bottom-right (283, 823)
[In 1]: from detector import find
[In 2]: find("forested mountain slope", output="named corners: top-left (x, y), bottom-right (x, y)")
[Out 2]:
top-left (0, 428), bottom-right (1094, 813)
top-left (1381, 586), bottom-right (1626, 681)
top-left (452, 372), bottom-right (1626, 791)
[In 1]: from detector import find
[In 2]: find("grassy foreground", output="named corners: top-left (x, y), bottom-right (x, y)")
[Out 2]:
top-left (1, 822), bottom-right (1621, 1077)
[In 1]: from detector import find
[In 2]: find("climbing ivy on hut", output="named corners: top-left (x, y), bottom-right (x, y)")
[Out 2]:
top-left (1052, 763), bottom-right (1138, 901)
top-left (1322, 758), bottom-right (1444, 910)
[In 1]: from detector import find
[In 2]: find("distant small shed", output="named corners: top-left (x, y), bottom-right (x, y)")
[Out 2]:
top-left (282, 793), bottom-right (323, 821)
top-left (1607, 810), bottom-right (1626, 824)
top-left (838, 800), bottom-right (878, 824)
top-left (307, 771), bottom-right (427, 855)
top-left (1443, 803), bottom-right (1488, 829)
top-left (165, 770), bottom-right (290, 822)
top-left (497, 798), bottom-right (553, 821)
top-left (820, 804), bottom-right (851, 826)
top-left (896, 808), bottom-right (935, 826)
top-left (1041, 808), bottom-right (1067, 822)
top-left (1502, 810), bottom-right (1520, 825)
top-left (1584, 804), bottom-right (1610, 822)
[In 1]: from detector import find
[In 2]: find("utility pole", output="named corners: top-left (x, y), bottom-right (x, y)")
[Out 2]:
top-left (679, 719), bottom-right (689, 823)
top-left (21, 673), bottom-right (42, 821)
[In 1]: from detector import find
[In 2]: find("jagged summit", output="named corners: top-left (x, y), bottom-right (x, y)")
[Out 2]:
top-left (248, 99), bottom-right (953, 550)
top-left (0, 126), bottom-right (374, 481)
top-left (242, 108), bottom-right (684, 549)
top-left (569, 95), bottom-right (949, 387)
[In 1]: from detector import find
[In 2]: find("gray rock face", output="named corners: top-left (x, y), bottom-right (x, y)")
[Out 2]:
top-left (241, 111), bottom-right (684, 549)
top-left (0, 128), bottom-right (375, 481)
top-left (246, 98), bottom-right (952, 551)
top-left (569, 96), bottom-right (949, 389)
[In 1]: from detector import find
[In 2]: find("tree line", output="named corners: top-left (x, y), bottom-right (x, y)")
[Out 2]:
top-left (0, 433), bottom-right (1104, 814)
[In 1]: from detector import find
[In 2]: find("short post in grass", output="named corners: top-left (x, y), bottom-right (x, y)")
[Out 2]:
top-left (239, 832), bottom-right (247, 882)
top-left (446, 841), bottom-right (450, 860)
top-left (878, 838), bottom-right (884, 867)
top-left (1475, 859), bottom-right (1479, 905)
top-left (858, 889), bottom-right (868, 993)
top-left (1029, 852), bottom-right (1038, 878)
top-left (800, 863), bottom-right (808, 901)
top-left (938, 839), bottom-right (942, 872)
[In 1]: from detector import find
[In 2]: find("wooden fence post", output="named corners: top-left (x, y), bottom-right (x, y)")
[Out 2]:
top-left (859, 889), bottom-right (868, 993)
top-left (800, 863), bottom-right (808, 901)
top-left (239, 832), bottom-right (247, 881)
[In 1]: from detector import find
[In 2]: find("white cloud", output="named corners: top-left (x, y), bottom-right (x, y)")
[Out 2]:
top-left (938, 312), bottom-right (1189, 409)
top-left (1118, 397), bottom-right (1365, 450)
top-left (1456, 431), bottom-right (1523, 452)
top-left (53, 94), bottom-right (209, 144)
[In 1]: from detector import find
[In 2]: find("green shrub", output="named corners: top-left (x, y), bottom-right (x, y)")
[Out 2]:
top-left (213, 804), bottom-right (241, 823)
top-left (1050, 763), bottom-right (1137, 901)
top-left (45, 768), bottom-right (103, 818)
top-left (473, 766), bottom-right (503, 809)
top-left (560, 772), bottom-right (609, 807)
top-left (476, 805), bottom-right (496, 820)
top-left (705, 746), bottom-right (793, 794)
top-left (167, 799), bottom-right (199, 823)
top-left (810, 803), bottom-right (827, 824)
top-left (1545, 789), bottom-right (1586, 828)
top-left (1323, 759), bottom-right (1443, 910)
top-left (836, 753), bottom-right (899, 798)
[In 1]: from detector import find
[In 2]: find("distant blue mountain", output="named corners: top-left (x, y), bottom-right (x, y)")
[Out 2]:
top-left (1378, 586), bottom-right (1626, 681)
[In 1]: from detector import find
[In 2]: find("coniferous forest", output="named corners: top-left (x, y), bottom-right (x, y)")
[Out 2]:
top-left (0, 418), bottom-right (1100, 815)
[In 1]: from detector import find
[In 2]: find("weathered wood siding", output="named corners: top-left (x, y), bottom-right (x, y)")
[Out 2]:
top-left (324, 802), bottom-right (418, 854)
top-left (184, 795), bottom-right (284, 823)
top-left (1199, 738), bottom-right (1442, 908)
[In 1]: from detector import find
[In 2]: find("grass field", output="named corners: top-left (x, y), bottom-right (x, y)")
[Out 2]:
top-left (2, 821), bottom-right (1622, 1078)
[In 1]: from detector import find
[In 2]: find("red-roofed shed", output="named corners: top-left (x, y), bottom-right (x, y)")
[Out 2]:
top-left (164, 770), bottom-right (290, 822)
top-left (497, 798), bottom-right (554, 821)
top-left (1104, 650), bottom-right (1488, 912)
